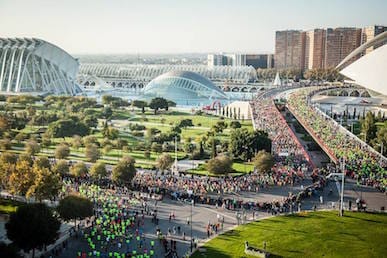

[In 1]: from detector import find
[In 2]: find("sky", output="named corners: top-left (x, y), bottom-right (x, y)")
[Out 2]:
top-left (1, 0), bottom-right (386, 54)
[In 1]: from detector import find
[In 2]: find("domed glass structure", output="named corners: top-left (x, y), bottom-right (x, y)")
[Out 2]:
top-left (143, 70), bottom-right (228, 104)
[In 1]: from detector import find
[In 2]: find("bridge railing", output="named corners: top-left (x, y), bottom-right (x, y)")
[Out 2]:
top-left (288, 85), bottom-right (387, 166)
top-left (313, 103), bottom-right (387, 164)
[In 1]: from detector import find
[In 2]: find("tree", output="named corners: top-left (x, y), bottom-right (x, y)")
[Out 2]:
top-left (112, 156), bottom-right (136, 184)
top-left (253, 150), bottom-right (274, 174)
top-left (8, 160), bottom-right (35, 196)
top-left (212, 121), bottom-right (227, 133)
top-left (375, 123), bottom-right (387, 156)
top-left (115, 138), bottom-right (128, 150)
top-left (55, 144), bottom-right (70, 159)
top-left (27, 166), bottom-right (62, 201)
top-left (6, 203), bottom-right (60, 258)
top-left (52, 160), bottom-right (69, 177)
top-left (0, 138), bottom-right (12, 150)
top-left (171, 125), bottom-right (182, 134)
top-left (151, 142), bottom-right (163, 153)
top-left (15, 132), bottom-right (27, 144)
top-left (90, 162), bottom-right (107, 179)
top-left (206, 155), bottom-right (233, 175)
top-left (48, 119), bottom-right (89, 138)
top-left (230, 121), bottom-right (242, 129)
top-left (132, 100), bottom-right (147, 113)
top-left (57, 195), bottom-right (93, 227)
top-left (229, 128), bottom-right (271, 161)
top-left (34, 156), bottom-right (51, 169)
top-left (144, 150), bottom-right (151, 159)
top-left (156, 153), bottom-right (174, 172)
top-left (0, 242), bottom-right (22, 258)
top-left (83, 135), bottom-right (98, 146)
top-left (85, 144), bottom-right (100, 162)
top-left (83, 115), bottom-right (98, 128)
top-left (102, 125), bottom-right (119, 140)
top-left (0, 152), bottom-right (17, 188)
top-left (102, 106), bottom-right (113, 120)
top-left (70, 162), bottom-right (88, 178)
top-left (149, 97), bottom-right (168, 114)
top-left (41, 132), bottom-right (52, 149)
top-left (25, 140), bottom-right (40, 156)
top-left (71, 135), bottom-right (83, 150)
top-left (103, 144), bottom-right (112, 155)
top-left (361, 111), bottom-right (377, 143)
top-left (178, 119), bottom-right (194, 129)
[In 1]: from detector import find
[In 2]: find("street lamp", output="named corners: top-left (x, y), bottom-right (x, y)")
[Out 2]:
top-left (376, 142), bottom-right (384, 156)
top-left (327, 160), bottom-right (345, 217)
top-left (190, 199), bottom-right (194, 253)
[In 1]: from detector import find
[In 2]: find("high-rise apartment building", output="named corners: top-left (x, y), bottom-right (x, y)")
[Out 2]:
top-left (361, 25), bottom-right (387, 55)
top-left (304, 29), bottom-right (326, 69)
top-left (274, 30), bottom-right (305, 70)
top-left (324, 27), bottom-right (362, 68)
top-left (275, 27), bottom-right (370, 70)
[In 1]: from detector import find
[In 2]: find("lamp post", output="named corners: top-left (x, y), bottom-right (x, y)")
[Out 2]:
top-left (190, 199), bottom-right (194, 253)
top-left (327, 164), bottom-right (345, 217)
top-left (340, 160), bottom-right (345, 217)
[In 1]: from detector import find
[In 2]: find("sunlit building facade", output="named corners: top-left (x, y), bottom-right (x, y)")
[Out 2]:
top-left (143, 70), bottom-right (228, 104)
top-left (79, 64), bottom-right (257, 84)
top-left (0, 38), bottom-right (80, 95)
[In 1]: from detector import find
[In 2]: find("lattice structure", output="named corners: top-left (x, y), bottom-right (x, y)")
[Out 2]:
top-left (143, 70), bottom-right (228, 101)
top-left (79, 63), bottom-right (257, 84)
top-left (0, 38), bottom-right (80, 95)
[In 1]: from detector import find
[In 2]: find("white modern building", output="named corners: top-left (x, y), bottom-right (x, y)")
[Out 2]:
top-left (0, 38), bottom-right (80, 95)
top-left (207, 53), bottom-right (247, 67)
top-left (79, 63), bottom-right (257, 84)
top-left (338, 31), bottom-right (387, 96)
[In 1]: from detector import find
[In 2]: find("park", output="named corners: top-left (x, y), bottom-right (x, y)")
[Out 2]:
top-left (0, 92), bottom-right (386, 258)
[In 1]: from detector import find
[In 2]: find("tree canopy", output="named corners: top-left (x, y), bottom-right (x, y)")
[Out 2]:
top-left (57, 195), bottom-right (93, 225)
top-left (26, 166), bottom-right (62, 201)
top-left (149, 97), bottom-right (169, 114)
top-left (55, 144), bottom-right (70, 159)
top-left (156, 153), bottom-right (174, 172)
top-left (6, 203), bottom-right (60, 257)
top-left (85, 144), bottom-right (100, 162)
top-left (48, 119), bottom-right (89, 138)
top-left (112, 156), bottom-right (136, 184)
top-left (253, 150), bottom-right (274, 174)
top-left (229, 128), bottom-right (271, 161)
top-left (206, 155), bottom-right (233, 175)
top-left (70, 162), bottom-right (88, 178)
top-left (90, 162), bottom-right (107, 179)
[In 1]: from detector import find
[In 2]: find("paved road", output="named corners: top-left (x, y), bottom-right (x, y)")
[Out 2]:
top-left (44, 178), bottom-right (386, 258)
top-left (1, 176), bottom-right (385, 258)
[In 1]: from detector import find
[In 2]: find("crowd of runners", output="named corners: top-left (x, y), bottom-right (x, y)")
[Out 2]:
top-left (287, 87), bottom-right (387, 191)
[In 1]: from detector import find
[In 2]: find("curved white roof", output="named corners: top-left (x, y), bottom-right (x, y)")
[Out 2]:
top-left (79, 63), bottom-right (257, 84)
top-left (340, 44), bottom-right (387, 96)
top-left (0, 38), bottom-right (79, 95)
top-left (143, 70), bottom-right (228, 100)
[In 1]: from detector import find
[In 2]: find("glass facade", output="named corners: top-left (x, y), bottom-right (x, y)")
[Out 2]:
top-left (143, 70), bottom-right (228, 105)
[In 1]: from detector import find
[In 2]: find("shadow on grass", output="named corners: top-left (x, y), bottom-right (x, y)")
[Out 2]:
top-left (192, 245), bottom-right (284, 258)
top-left (344, 213), bottom-right (387, 224)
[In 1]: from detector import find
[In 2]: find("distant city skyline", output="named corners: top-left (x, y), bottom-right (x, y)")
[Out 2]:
top-left (1, 0), bottom-right (386, 54)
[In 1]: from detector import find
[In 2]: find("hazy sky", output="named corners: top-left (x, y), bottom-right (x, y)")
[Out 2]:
top-left (1, 0), bottom-right (386, 54)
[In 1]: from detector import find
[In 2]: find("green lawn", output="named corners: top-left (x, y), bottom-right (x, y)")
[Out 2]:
top-left (192, 211), bottom-right (387, 258)
top-left (9, 107), bottom-right (253, 171)
top-left (0, 198), bottom-right (24, 214)
top-left (186, 161), bottom-right (254, 176)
